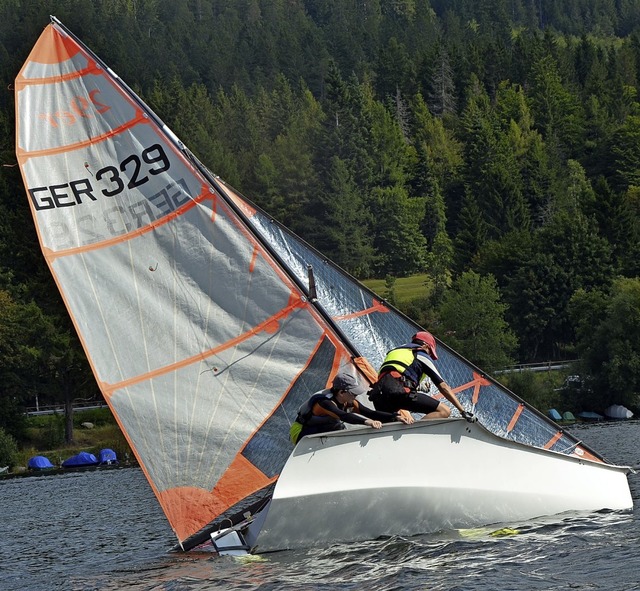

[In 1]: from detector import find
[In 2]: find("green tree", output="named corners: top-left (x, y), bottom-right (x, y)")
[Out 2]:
top-left (383, 275), bottom-right (397, 306)
top-left (452, 191), bottom-right (489, 273)
top-left (312, 156), bottom-right (376, 277)
top-left (460, 76), bottom-right (530, 239)
top-left (253, 80), bottom-right (324, 231)
top-left (375, 36), bottom-right (414, 101)
top-left (371, 185), bottom-right (427, 277)
top-left (502, 211), bottom-right (613, 360)
top-left (0, 427), bottom-right (18, 470)
top-left (368, 94), bottom-right (413, 188)
top-left (317, 62), bottom-right (376, 192)
top-left (611, 114), bottom-right (640, 192)
top-left (529, 53), bottom-right (586, 159)
top-left (569, 278), bottom-right (640, 411)
top-left (426, 230), bottom-right (453, 306)
top-left (410, 92), bottom-right (464, 197)
top-left (426, 44), bottom-right (457, 117)
top-left (613, 186), bottom-right (640, 276)
top-left (0, 290), bottom-right (51, 439)
top-left (495, 81), bottom-right (551, 226)
top-left (438, 270), bottom-right (517, 372)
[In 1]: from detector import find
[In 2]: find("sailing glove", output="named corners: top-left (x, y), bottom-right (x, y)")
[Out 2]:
top-left (462, 411), bottom-right (477, 423)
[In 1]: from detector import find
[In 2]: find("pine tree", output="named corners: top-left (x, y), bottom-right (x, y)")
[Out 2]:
top-left (370, 186), bottom-right (427, 277)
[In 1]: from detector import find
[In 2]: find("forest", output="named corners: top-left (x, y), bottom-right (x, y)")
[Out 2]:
top-left (2, 0), bottom-right (640, 445)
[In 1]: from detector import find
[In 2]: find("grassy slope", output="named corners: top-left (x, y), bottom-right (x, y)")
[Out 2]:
top-left (361, 273), bottom-right (432, 304)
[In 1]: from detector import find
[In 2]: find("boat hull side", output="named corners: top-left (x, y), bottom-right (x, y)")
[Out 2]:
top-left (255, 419), bottom-right (632, 552)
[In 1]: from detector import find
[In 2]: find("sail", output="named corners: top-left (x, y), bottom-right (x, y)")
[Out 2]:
top-left (16, 17), bottom-right (607, 551)
top-left (15, 18), bottom-right (356, 548)
top-left (219, 180), bottom-right (604, 462)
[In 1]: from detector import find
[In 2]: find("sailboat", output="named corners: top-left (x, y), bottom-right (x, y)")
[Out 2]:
top-left (15, 17), bottom-right (632, 554)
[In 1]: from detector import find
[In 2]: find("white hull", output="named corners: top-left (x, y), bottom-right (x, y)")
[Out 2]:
top-left (254, 419), bottom-right (632, 552)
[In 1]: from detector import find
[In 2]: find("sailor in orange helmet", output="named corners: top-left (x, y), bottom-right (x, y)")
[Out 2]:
top-left (369, 331), bottom-right (475, 422)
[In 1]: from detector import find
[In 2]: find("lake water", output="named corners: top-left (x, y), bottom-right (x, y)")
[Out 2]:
top-left (2, 420), bottom-right (640, 591)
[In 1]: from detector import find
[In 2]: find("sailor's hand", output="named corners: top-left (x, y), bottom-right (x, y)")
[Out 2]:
top-left (397, 411), bottom-right (414, 424)
top-left (461, 411), bottom-right (477, 423)
top-left (365, 419), bottom-right (383, 429)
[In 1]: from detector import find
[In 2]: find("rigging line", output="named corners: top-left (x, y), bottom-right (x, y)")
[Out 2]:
top-left (198, 306), bottom-right (312, 484)
top-left (199, 332), bottom-right (286, 486)
top-left (193, 233), bottom-right (262, 480)
top-left (200, 324), bottom-right (285, 378)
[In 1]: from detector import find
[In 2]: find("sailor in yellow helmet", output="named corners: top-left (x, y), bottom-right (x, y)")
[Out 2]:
top-left (369, 331), bottom-right (475, 422)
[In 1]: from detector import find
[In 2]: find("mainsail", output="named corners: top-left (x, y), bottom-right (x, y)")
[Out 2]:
top-left (15, 17), bottom-right (356, 548)
top-left (16, 17), bottom-right (607, 551)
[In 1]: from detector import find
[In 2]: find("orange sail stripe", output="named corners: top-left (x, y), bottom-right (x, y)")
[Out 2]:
top-left (37, 186), bottom-right (212, 261)
top-left (451, 372), bottom-right (491, 405)
top-left (16, 25), bottom-right (109, 87)
top-left (249, 245), bottom-right (259, 273)
top-left (16, 108), bottom-right (149, 162)
top-left (101, 293), bottom-right (307, 398)
top-left (507, 404), bottom-right (525, 432)
top-left (354, 356), bottom-right (378, 384)
top-left (333, 298), bottom-right (389, 321)
top-left (544, 431), bottom-right (563, 449)
top-left (29, 24), bottom-right (81, 64)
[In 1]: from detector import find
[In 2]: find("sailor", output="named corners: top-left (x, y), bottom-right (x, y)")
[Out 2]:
top-left (289, 371), bottom-right (413, 444)
top-left (368, 331), bottom-right (475, 422)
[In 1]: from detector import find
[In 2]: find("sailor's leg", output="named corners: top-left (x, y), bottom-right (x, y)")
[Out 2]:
top-left (422, 401), bottom-right (451, 420)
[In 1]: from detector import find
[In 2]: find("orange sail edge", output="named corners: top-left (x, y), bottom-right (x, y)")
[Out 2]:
top-left (16, 23), bottom-right (92, 85)
top-left (353, 356), bottom-right (378, 384)
top-left (18, 23), bottom-right (77, 68)
top-left (157, 454), bottom-right (275, 542)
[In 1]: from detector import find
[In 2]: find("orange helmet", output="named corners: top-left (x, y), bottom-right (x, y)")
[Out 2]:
top-left (412, 331), bottom-right (438, 359)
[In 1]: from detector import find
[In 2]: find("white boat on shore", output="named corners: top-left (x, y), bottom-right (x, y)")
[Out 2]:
top-left (16, 17), bottom-right (633, 556)
top-left (604, 405), bottom-right (634, 420)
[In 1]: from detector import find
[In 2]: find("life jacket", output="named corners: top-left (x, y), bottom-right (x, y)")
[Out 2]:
top-left (378, 343), bottom-right (425, 388)
top-left (295, 391), bottom-right (334, 426)
top-left (291, 390), bottom-right (348, 445)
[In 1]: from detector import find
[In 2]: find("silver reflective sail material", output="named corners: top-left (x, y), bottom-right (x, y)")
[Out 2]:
top-left (221, 181), bottom-right (603, 459)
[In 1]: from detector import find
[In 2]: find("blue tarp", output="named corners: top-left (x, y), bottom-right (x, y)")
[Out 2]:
top-left (62, 451), bottom-right (98, 468)
top-left (98, 448), bottom-right (118, 465)
top-left (28, 455), bottom-right (55, 470)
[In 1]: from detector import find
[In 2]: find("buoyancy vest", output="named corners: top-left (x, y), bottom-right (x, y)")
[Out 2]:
top-left (296, 391), bottom-right (335, 426)
top-left (378, 344), bottom-right (425, 388)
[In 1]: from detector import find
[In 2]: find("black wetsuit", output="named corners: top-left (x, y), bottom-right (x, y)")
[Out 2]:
top-left (297, 389), bottom-right (398, 440)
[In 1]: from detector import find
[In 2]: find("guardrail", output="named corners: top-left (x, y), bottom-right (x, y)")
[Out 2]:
top-left (25, 402), bottom-right (108, 416)
top-left (494, 360), bottom-right (579, 375)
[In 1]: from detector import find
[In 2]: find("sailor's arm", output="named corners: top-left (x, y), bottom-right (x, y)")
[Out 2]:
top-left (437, 381), bottom-right (466, 415)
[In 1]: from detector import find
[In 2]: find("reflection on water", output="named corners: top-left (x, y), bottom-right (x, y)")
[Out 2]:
top-left (2, 421), bottom-right (639, 591)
